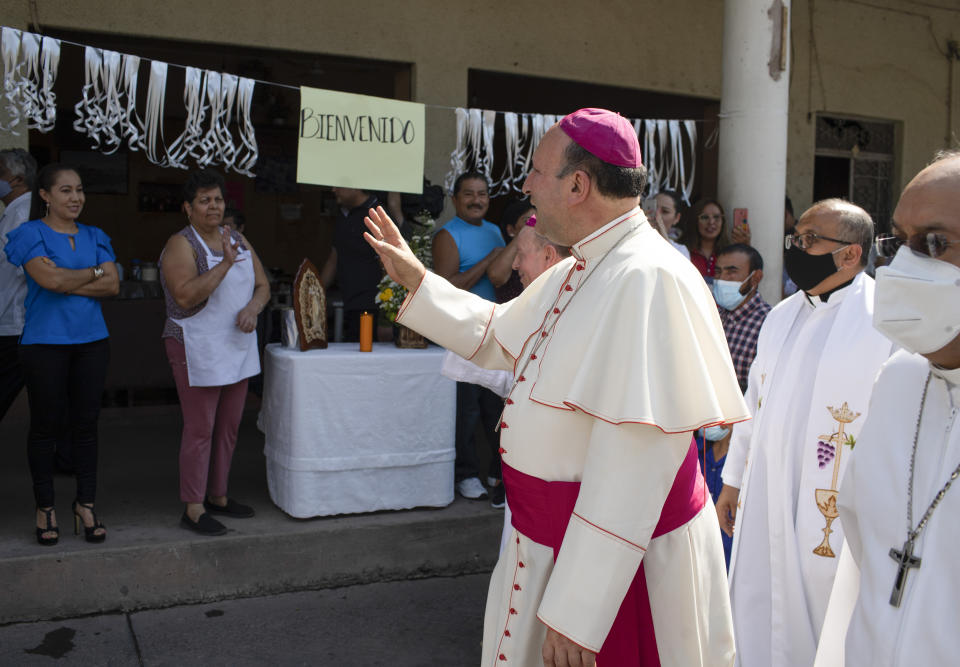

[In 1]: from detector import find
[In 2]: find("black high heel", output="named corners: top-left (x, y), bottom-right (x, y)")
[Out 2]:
top-left (72, 500), bottom-right (106, 543)
top-left (36, 506), bottom-right (59, 546)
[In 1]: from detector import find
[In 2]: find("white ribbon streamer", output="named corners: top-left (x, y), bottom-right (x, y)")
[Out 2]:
top-left (444, 107), bottom-right (469, 194)
top-left (494, 111), bottom-right (519, 196)
top-left (193, 69), bottom-right (222, 166)
top-left (32, 36), bottom-right (60, 133)
top-left (514, 113), bottom-right (532, 189)
top-left (17, 32), bottom-right (40, 130)
top-left (668, 119), bottom-right (683, 194)
top-left (120, 54), bottom-right (142, 150)
top-left (480, 109), bottom-right (496, 183)
top-left (215, 73), bottom-right (239, 171)
top-left (164, 65), bottom-right (203, 168)
top-left (233, 76), bottom-right (258, 176)
top-left (644, 119), bottom-right (658, 193)
top-left (467, 108), bottom-right (483, 179)
top-left (139, 60), bottom-right (176, 167)
top-left (1, 28), bottom-right (23, 133)
top-left (681, 120), bottom-right (697, 204)
top-left (99, 50), bottom-right (124, 153)
top-left (73, 46), bottom-right (105, 147)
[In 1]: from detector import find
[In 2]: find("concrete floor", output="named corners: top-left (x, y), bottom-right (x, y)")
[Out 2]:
top-left (0, 391), bottom-right (501, 626)
top-left (0, 573), bottom-right (490, 666)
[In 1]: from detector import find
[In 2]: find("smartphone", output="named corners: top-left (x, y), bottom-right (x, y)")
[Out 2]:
top-left (733, 208), bottom-right (748, 230)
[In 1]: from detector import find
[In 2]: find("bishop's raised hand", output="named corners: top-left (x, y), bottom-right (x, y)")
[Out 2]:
top-left (363, 205), bottom-right (426, 291)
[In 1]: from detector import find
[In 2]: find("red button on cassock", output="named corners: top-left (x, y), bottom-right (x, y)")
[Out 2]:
top-left (509, 608), bottom-right (517, 615)
top-left (576, 264), bottom-right (585, 270)
top-left (505, 398), bottom-right (514, 405)
top-left (565, 285), bottom-right (573, 291)
top-left (541, 331), bottom-right (548, 337)
top-left (499, 654), bottom-right (507, 661)
top-left (518, 561), bottom-right (525, 568)
top-left (498, 447), bottom-right (507, 454)
top-left (504, 630), bottom-right (511, 638)
top-left (500, 421), bottom-right (509, 429)
top-left (553, 308), bottom-right (560, 314)
top-left (529, 354), bottom-right (537, 360)
top-left (513, 584), bottom-right (521, 591)
top-left (518, 375), bottom-right (526, 382)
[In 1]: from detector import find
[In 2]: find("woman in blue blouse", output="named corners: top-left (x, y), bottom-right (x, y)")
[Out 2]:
top-left (4, 163), bottom-right (119, 545)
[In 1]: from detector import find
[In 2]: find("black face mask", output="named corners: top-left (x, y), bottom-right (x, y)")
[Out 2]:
top-left (784, 244), bottom-right (839, 292)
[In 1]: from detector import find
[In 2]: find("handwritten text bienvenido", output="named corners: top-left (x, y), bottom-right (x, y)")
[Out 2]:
top-left (300, 109), bottom-right (415, 144)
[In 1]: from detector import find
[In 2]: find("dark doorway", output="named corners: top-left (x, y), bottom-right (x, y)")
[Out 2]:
top-left (813, 155), bottom-right (850, 201)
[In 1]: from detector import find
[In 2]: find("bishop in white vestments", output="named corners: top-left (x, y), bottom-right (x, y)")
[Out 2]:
top-left (717, 200), bottom-right (894, 667)
top-left (365, 109), bottom-right (749, 667)
top-left (815, 152), bottom-right (960, 667)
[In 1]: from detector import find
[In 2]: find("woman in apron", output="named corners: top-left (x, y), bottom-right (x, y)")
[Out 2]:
top-left (159, 169), bottom-right (270, 536)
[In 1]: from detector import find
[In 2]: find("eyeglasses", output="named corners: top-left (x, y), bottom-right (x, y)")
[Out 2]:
top-left (784, 231), bottom-right (852, 251)
top-left (875, 233), bottom-right (960, 259)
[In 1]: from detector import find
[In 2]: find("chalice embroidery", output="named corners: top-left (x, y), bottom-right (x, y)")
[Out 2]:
top-left (813, 402), bottom-right (861, 558)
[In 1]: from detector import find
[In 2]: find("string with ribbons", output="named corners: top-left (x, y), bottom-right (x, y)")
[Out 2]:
top-left (1, 25), bottom-right (710, 190)
top-left (446, 107), bottom-right (700, 202)
top-left (1, 27), bottom-right (60, 134)
top-left (1, 26), bottom-right (258, 175)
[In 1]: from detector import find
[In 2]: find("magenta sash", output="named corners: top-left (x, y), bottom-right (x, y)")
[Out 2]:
top-left (503, 436), bottom-right (706, 666)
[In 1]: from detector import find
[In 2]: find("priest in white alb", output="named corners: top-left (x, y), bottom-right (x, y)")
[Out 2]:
top-left (715, 199), bottom-right (894, 667)
top-left (364, 109), bottom-right (749, 666)
top-left (814, 152), bottom-right (960, 667)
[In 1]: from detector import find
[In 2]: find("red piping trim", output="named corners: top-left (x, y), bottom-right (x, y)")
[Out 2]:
top-left (571, 511), bottom-right (646, 552)
top-left (572, 210), bottom-right (642, 257)
top-left (528, 395), bottom-right (751, 434)
top-left (509, 297), bottom-right (555, 376)
top-left (492, 331), bottom-right (518, 362)
top-left (536, 614), bottom-right (599, 655)
top-left (466, 304), bottom-right (497, 361)
top-left (396, 270), bottom-right (428, 321)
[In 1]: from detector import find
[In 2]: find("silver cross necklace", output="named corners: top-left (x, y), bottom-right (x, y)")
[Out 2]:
top-left (889, 371), bottom-right (960, 607)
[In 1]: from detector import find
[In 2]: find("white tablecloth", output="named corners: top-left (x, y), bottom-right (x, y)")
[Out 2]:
top-left (258, 342), bottom-right (455, 517)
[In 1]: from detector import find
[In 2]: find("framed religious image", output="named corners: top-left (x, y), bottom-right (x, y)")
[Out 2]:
top-left (293, 258), bottom-right (328, 351)
top-left (60, 150), bottom-right (128, 194)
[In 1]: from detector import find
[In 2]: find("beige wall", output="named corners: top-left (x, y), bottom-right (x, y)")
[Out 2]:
top-left (787, 0), bottom-right (960, 214)
top-left (2, 0), bottom-right (958, 228)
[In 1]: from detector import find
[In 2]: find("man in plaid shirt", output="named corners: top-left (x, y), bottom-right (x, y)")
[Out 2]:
top-left (714, 244), bottom-right (771, 393)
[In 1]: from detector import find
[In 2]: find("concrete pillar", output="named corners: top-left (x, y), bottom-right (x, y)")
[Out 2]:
top-left (718, 0), bottom-right (791, 303)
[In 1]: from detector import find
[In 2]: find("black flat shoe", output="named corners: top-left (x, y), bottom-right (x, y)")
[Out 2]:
top-left (72, 500), bottom-right (106, 543)
top-left (203, 498), bottom-right (255, 518)
top-left (180, 511), bottom-right (227, 536)
top-left (36, 506), bottom-right (59, 546)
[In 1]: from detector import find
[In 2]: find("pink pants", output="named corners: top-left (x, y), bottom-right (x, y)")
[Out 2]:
top-left (164, 338), bottom-right (248, 503)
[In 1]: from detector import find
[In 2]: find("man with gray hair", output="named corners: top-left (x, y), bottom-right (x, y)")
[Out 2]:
top-left (716, 198), bottom-right (894, 666)
top-left (0, 148), bottom-right (36, 422)
top-left (511, 220), bottom-right (571, 289)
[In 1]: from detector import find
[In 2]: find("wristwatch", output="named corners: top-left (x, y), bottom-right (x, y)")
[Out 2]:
top-left (92, 265), bottom-right (105, 280)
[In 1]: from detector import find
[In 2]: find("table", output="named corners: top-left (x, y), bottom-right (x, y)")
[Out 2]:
top-left (258, 343), bottom-right (455, 517)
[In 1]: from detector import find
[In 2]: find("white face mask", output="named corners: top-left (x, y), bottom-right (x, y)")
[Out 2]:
top-left (874, 246), bottom-right (960, 355)
top-left (712, 271), bottom-right (754, 311)
top-left (702, 425), bottom-right (730, 442)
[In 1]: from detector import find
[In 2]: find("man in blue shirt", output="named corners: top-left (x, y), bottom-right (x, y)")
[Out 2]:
top-left (433, 172), bottom-right (505, 503)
